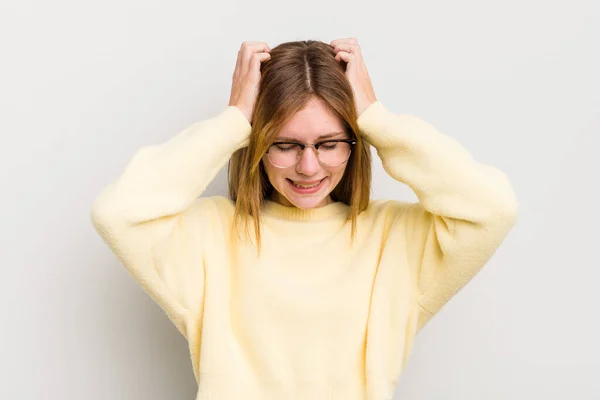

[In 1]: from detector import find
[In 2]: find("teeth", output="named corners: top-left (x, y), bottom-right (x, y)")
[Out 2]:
top-left (292, 181), bottom-right (320, 188)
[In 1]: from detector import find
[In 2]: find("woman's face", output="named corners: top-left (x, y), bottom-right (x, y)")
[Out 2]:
top-left (262, 96), bottom-right (350, 209)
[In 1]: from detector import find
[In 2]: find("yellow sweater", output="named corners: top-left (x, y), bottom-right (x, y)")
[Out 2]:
top-left (90, 101), bottom-right (519, 400)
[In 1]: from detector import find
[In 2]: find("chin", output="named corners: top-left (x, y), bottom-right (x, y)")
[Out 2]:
top-left (277, 178), bottom-right (333, 209)
top-left (286, 195), bottom-right (329, 209)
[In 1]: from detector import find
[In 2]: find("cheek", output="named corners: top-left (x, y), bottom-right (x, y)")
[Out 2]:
top-left (330, 165), bottom-right (348, 182)
top-left (262, 158), bottom-right (282, 186)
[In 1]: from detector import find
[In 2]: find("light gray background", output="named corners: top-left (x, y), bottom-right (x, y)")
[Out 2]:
top-left (1, 0), bottom-right (599, 399)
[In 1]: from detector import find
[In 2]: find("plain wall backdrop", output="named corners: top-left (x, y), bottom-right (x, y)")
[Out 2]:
top-left (1, 0), bottom-right (599, 398)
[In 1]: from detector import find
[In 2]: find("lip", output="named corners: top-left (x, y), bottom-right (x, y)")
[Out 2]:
top-left (287, 178), bottom-right (326, 194)
top-left (292, 179), bottom-right (323, 185)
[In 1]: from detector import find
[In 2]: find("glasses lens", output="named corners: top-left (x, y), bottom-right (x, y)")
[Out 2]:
top-left (317, 140), bottom-right (352, 167)
top-left (268, 141), bottom-right (352, 168)
top-left (268, 143), bottom-right (301, 168)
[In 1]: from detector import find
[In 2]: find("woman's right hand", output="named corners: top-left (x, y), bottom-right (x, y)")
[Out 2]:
top-left (228, 41), bottom-right (271, 124)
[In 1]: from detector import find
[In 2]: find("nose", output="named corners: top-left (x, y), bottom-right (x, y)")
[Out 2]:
top-left (296, 146), bottom-right (320, 176)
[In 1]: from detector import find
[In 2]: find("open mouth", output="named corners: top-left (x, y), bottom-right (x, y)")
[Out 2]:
top-left (286, 178), bottom-right (326, 193)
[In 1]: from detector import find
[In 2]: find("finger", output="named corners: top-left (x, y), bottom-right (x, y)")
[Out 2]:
top-left (335, 50), bottom-right (352, 63)
top-left (333, 43), bottom-right (360, 56)
top-left (250, 52), bottom-right (271, 72)
top-left (241, 41), bottom-right (271, 49)
top-left (241, 52), bottom-right (270, 84)
top-left (241, 41), bottom-right (271, 56)
top-left (240, 43), bottom-right (271, 76)
top-left (234, 43), bottom-right (266, 80)
top-left (233, 47), bottom-right (243, 80)
top-left (330, 38), bottom-right (359, 48)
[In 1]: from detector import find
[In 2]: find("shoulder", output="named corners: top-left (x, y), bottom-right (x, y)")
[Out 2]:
top-left (362, 198), bottom-right (416, 219)
top-left (188, 195), bottom-right (236, 222)
top-left (195, 195), bottom-right (235, 209)
top-left (359, 199), bottom-right (428, 233)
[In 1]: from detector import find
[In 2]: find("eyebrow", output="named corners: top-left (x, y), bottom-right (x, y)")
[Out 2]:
top-left (275, 131), bottom-right (347, 141)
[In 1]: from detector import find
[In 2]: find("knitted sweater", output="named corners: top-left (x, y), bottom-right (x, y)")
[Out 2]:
top-left (90, 101), bottom-right (519, 400)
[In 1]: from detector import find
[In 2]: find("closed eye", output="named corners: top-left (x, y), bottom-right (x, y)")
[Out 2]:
top-left (319, 142), bottom-right (338, 150)
top-left (273, 143), bottom-right (301, 151)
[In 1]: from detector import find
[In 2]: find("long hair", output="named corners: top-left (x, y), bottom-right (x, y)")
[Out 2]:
top-left (228, 40), bottom-right (372, 251)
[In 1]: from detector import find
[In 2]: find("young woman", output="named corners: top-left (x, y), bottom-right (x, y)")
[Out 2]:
top-left (91, 38), bottom-right (519, 400)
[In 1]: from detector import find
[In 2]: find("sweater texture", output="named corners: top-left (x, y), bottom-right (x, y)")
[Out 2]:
top-left (91, 101), bottom-right (519, 400)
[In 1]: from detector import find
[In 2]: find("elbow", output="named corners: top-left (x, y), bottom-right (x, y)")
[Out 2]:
top-left (488, 166), bottom-right (520, 227)
top-left (89, 185), bottom-right (123, 236)
top-left (499, 183), bottom-right (520, 226)
top-left (486, 190), bottom-right (520, 237)
top-left (90, 193), bottom-right (111, 236)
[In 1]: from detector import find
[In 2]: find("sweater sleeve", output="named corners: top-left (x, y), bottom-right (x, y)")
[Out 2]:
top-left (357, 101), bottom-right (519, 331)
top-left (90, 106), bottom-right (251, 338)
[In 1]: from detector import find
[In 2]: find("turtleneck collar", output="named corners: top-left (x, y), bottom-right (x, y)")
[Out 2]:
top-left (261, 199), bottom-right (350, 222)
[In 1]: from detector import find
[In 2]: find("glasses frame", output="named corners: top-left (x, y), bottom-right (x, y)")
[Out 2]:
top-left (266, 139), bottom-right (357, 169)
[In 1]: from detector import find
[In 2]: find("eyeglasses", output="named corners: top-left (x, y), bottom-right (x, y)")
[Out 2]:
top-left (266, 139), bottom-right (356, 168)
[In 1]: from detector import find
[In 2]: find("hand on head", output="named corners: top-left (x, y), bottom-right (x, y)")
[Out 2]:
top-left (228, 38), bottom-right (377, 123)
top-left (330, 38), bottom-right (377, 117)
top-left (228, 41), bottom-right (271, 124)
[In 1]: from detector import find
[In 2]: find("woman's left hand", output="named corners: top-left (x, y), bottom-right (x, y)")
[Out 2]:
top-left (330, 38), bottom-right (377, 117)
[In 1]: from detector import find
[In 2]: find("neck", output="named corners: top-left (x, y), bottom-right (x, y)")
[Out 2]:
top-left (268, 191), bottom-right (333, 208)
top-left (261, 199), bottom-right (349, 221)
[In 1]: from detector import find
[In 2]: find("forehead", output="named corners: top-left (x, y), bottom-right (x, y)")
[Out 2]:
top-left (277, 98), bottom-right (346, 141)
